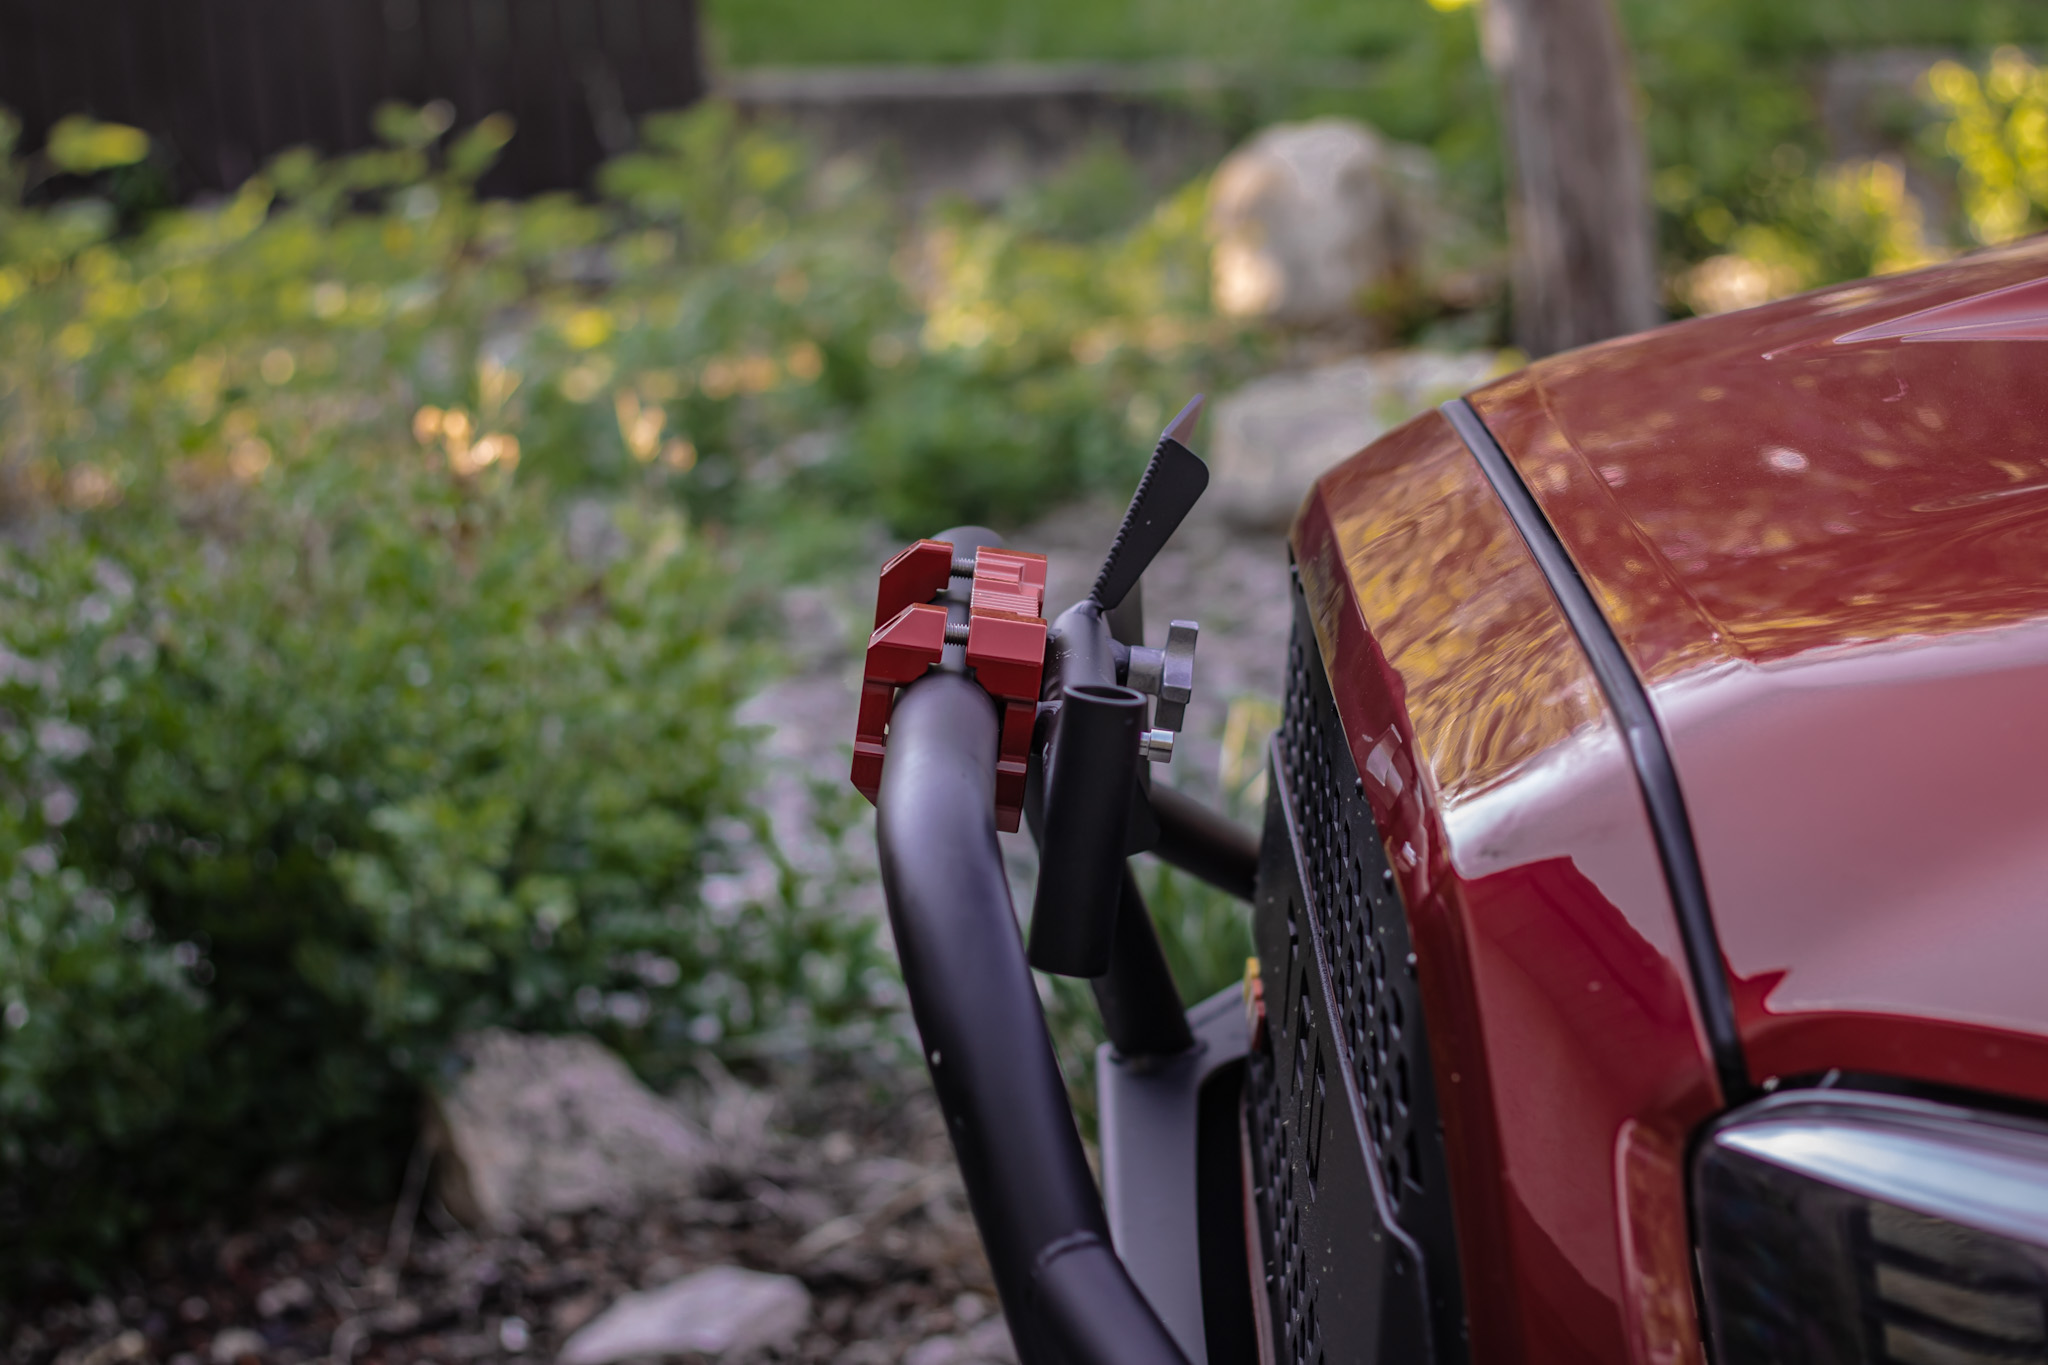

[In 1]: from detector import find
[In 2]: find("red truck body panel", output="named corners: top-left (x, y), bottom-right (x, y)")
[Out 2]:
top-left (1293, 411), bottom-right (1718, 1365)
top-left (1469, 241), bottom-right (2048, 1109)
top-left (1298, 241), bottom-right (2048, 1364)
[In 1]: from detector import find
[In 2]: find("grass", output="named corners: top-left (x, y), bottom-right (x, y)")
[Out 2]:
top-left (705, 0), bottom-right (1378, 68)
top-left (704, 0), bottom-right (2048, 261)
top-left (707, 0), bottom-right (2048, 69)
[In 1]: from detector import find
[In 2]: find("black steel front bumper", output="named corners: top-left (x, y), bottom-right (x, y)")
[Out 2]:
top-left (1098, 588), bottom-right (1470, 1365)
top-left (1098, 987), bottom-right (1253, 1365)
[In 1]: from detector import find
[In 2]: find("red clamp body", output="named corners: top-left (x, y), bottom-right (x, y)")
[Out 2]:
top-left (852, 540), bottom-right (1048, 832)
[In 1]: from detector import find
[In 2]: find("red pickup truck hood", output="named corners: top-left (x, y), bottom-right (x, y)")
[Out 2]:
top-left (1470, 238), bottom-right (2048, 1099)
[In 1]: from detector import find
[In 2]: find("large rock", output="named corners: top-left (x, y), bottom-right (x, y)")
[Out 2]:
top-left (428, 1030), bottom-right (712, 1232)
top-left (1208, 119), bottom-right (1446, 328)
top-left (558, 1266), bottom-right (812, 1364)
top-left (1208, 352), bottom-right (1503, 529)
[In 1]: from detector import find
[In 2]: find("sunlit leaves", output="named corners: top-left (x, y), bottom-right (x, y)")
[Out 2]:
top-left (0, 103), bottom-right (923, 1278)
top-left (1928, 48), bottom-right (2048, 245)
top-left (44, 116), bottom-right (148, 175)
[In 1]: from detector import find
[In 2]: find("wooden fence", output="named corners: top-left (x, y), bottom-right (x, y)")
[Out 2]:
top-left (0, 0), bottom-right (704, 196)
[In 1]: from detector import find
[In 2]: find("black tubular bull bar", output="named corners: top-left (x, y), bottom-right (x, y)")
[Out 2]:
top-left (875, 672), bottom-right (1191, 1365)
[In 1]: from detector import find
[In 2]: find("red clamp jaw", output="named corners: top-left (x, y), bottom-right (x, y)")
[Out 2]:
top-left (851, 539), bottom-right (1049, 832)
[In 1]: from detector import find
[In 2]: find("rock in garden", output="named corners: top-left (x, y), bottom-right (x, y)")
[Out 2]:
top-left (208, 1328), bottom-right (266, 1365)
top-left (557, 1266), bottom-right (812, 1364)
top-left (1208, 352), bottom-right (1502, 529)
top-left (428, 1030), bottom-right (712, 1232)
top-left (1208, 118), bottom-right (1438, 327)
top-left (904, 1318), bottom-right (1018, 1365)
top-left (58, 1331), bottom-right (147, 1365)
top-left (254, 1277), bottom-right (313, 1319)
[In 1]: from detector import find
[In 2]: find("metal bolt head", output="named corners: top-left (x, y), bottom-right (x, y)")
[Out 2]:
top-left (1138, 728), bottom-right (1175, 763)
top-left (1126, 645), bottom-right (1166, 696)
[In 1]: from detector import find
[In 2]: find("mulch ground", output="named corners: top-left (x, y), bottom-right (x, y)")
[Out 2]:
top-left (3, 1078), bottom-right (1005, 1365)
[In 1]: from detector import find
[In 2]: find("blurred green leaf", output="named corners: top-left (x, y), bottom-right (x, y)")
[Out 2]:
top-left (45, 116), bottom-right (148, 174)
top-left (448, 113), bottom-right (517, 183)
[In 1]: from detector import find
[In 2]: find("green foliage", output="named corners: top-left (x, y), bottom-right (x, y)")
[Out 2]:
top-left (0, 110), bottom-right (936, 1281)
top-left (0, 95), bottom-right (1262, 1280)
top-left (43, 117), bottom-right (149, 176)
top-left (0, 418), bottom-right (898, 1282)
top-left (847, 173), bottom-right (1243, 533)
top-left (710, 0), bottom-right (1308, 67)
top-left (708, 0), bottom-right (2048, 314)
top-left (1927, 48), bottom-right (2048, 244)
top-left (0, 854), bottom-right (210, 1263)
top-left (1145, 862), bottom-right (1256, 1008)
top-left (600, 104), bottom-right (1241, 535)
top-left (1621, 1), bottom-right (2048, 304)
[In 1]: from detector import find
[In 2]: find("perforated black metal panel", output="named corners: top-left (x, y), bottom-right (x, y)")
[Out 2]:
top-left (1247, 913), bottom-right (1329, 1365)
top-left (1244, 575), bottom-right (1467, 1365)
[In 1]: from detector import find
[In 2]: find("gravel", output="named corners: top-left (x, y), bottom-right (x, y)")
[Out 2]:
top-left (3, 1079), bottom-right (999, 1365)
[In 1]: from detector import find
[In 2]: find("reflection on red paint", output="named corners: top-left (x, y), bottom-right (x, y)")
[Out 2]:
top-left (1836, 271), bottom-right (2048, 343)
top-left (1615, 1119), bottom-right (1700, 1365)
top-left (1295, 411), bottom-right (1718, 1365)
top-left (1471, 241), bottom-right (2048, 1109)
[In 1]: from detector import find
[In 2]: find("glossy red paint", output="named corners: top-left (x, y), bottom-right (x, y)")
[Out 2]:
top-left (1292, 410), bottom-right (1719, 1365)
top-left (1835, 270), bottom-right (2048, 343)
top-left (1468, 238), bottom-right (2048, 1107)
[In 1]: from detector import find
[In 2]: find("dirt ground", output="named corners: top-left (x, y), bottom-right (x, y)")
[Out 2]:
top-left (2, 1078), bottom-right (1003, 1365)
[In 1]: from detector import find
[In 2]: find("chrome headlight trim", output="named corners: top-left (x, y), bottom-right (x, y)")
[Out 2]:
top-left (1694, 1087), bottom-right (2048, 1365)
top-left (1713, 1089), bottom-right (2048, 1247)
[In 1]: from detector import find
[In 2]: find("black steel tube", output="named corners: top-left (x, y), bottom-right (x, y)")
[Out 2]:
top-left (1090, 867), bottom-right (1195, 1058)
top-left (1035, 1234), bottom-right (1192, 1365)
top-left (1029, 682), bottom-right (1146, 977)
top-left (1149, 784), bottom-right (1260, 903)
top-left (1048, 597), bottom-right (1119, 697)
top-left (1024, 765), bottom-right (1193, 1060)
top-left (876, 675), bottom-right (1189, 1365)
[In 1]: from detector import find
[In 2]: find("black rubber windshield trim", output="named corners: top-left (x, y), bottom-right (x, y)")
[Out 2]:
top-left (1441, 397), bottom-right (1752, 1105)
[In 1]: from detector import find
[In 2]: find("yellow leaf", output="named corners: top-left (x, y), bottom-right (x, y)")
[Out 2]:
top-left (46, 117), bottom-right (148, 173)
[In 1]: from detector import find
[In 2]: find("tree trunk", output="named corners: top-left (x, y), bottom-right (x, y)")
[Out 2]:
top-left (1481, 0), bottom-right (1661, 356)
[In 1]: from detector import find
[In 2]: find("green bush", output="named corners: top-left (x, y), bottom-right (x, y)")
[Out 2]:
top-left (0, 451), bottom-right (901, 1280)
top-left (1927, 47), bottom-right (2048, 245)
top-left (0, 92), bottom-right (1260, 1281)
top-left (842, 175), bottom-right (1249, 535)
top-left (0, 853), bottom-right (209, 1263)
top-left (0, 109), bottom-right (896, 1282)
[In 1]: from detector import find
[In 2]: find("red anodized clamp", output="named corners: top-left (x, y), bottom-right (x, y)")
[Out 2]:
top-left (851, 540), bottom-right (1048, 832)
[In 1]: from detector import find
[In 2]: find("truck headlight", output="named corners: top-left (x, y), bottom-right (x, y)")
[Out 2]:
top-left (1694, 1090), bottom-right (2048, 1365)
